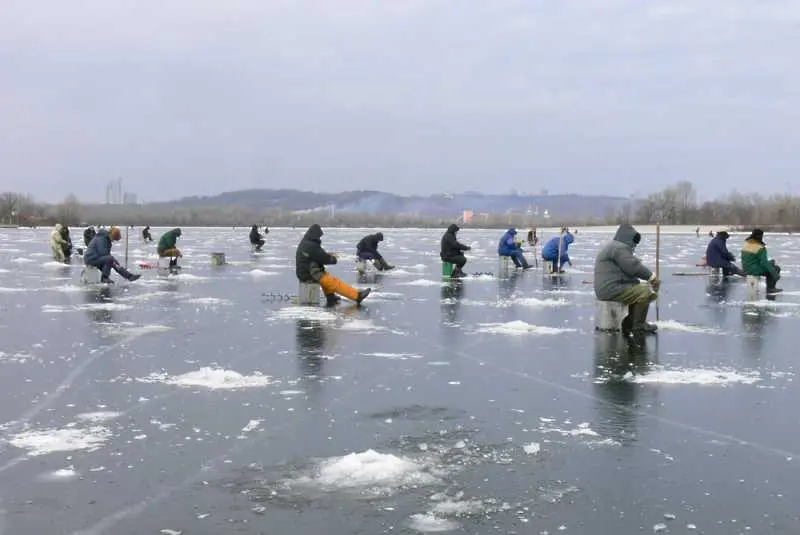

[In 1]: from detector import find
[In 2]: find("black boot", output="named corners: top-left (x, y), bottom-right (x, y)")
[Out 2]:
top-left (621, 306), bottom-right (634, 336)
top-left (100, 276), bottom-right (114, 285)
top-left (117, 265), bottom-right (141, 282)
top-left (631, 302), bottom-right (657, 333)
top-left (356, 288), bottom-right (371, 305)
top-left (324, 293), bottom-right (340, 307)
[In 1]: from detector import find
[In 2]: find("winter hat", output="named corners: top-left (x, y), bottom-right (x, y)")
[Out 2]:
top-left (716, 231), bottom-right (730, 240)
top-left (110, 227), bottom-right (122, 241)
top-left (745, 228), bottom-right (764, 243)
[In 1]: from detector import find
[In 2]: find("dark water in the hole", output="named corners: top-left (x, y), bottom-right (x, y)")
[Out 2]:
top-left (0, 226), bottom-right (799, 534)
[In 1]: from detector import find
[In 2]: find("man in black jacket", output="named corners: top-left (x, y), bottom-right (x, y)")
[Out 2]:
top-left (296, 224), bottom-right (371, 306)
top-left (356, 232), bottom-right (394, 271)
top-left (440, 224), bottom-right (471, 278)
top-left (249, 225), bottom-right (265, 252)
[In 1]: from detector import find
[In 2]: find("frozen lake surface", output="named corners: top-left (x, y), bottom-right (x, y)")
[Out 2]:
top-left (1, 226), bottom-right (799, 534)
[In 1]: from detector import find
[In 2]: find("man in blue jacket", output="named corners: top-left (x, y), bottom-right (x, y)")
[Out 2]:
top-left (705, 231), bottom-right (744, 277)
top-left (84, 227), bottom-right (141, 284)
top-left (542, 228), bottom-right (574, 272)
top-left (497, 228), bottom-right (531, 269)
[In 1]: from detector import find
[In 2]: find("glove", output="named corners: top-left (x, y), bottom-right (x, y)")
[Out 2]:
top-left (464, 246), bottom-right (472, 251)
top-left (650, 278), bottom-right (661, 292)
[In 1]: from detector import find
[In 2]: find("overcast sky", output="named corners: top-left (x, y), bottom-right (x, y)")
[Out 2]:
top-left (1, 0), bottom-right (798, 203)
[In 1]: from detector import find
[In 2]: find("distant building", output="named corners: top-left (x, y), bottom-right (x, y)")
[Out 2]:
top-left (123, 192), bottom-right (138, 205)
top-left (462, 210), bottom-right (473, 224)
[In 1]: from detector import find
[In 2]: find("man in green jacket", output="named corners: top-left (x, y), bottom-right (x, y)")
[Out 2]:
top-left (741, 228), bottom-right (781, 294)
top-left (158, 228), bottom-right (183, 268)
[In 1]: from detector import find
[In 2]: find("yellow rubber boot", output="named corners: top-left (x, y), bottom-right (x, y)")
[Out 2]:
top-left (320, 273), bottom-right (360, 302)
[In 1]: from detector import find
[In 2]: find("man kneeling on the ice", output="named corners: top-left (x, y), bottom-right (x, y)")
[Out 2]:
top-left (84, 226), bottom-right (141, 284)
top-left (440, 224), bottom-right (471, 278)
top-left (705, 231), bottom-right (744, 277)
top-left (741, 228), bottom-right (782, 294)
top-left (296, 224), bottom-right (371, 307)
top-left (498, 228), bottom-right (531, 269)
top-left (594, 223), bottom-right (660, 334)
top-left (356, 232), bottom-right (394, 271)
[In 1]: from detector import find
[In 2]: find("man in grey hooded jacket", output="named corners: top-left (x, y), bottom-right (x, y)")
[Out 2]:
top-left (594, 224), bottom-right (661, 333)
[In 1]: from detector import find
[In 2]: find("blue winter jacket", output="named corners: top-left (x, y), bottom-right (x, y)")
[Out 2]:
top-left (542, 233), bottom-right (574, 260)
top-left (84, 229), bottom-right (112, 265)
top-left (497, 228), bottom-right (519, 256)
top-left (705, 235), bottom-right (735, 268)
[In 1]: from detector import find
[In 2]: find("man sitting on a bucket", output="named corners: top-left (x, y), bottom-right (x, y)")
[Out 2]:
top-left (356, 232), bottom-right (394, 271)
top-left (594, 223), bottom-right (660, 334)
top-left (541, 227), bottom-right (574, 273)
top-left (741, 228), bottom-right (782, 294)
top-left (440, 224), bottom-right (471, 278)
top-left (84, 226), bottom-right (141, 284)
top-left (296, 224), bottom-right (371, 307)
top-left (157, 228), bottom-right (183, 268)
top-left (705, 231), bottom-right (744, 277)
top-left (498, 228), bottom-right (532, 269)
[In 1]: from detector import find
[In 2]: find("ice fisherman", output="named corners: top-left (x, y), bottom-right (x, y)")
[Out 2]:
top-left (356, 232), bottom-right (394, 271)
top-left (83, 226), bottom-right (97, 247)
top-left (541, 228), bottom-right (574, 272)
top-left (142, 225), bottom-right (152, 242)
top-left (440, 224), bottom-right (471, 278)
top-left (84, 226), bottom-right (141, 284)
top-left (157, 228), bottom-right (183, 267)
top-left (249, 225), bottom-right (265, 252)
top-left (705, 231), bottom-right (744, 277)
top-left (594, 223), bottom-right (661, 334)
top-left (527, 228), bottom-right (539, 247)
top-left (50, 224), bottom-right (71, 262)
top-left (741, 228), bottom-right (782, 294)
top-left (497, 228), bottom-right (531, 269)
top-left (295, 224), bottom-right (371, 307)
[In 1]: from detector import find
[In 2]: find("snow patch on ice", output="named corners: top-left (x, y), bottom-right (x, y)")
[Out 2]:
top-left (271, 306), bottom-right (338, 322)
top-left (0, 286), bottom-right (30, 293)
top-left (0, 351), bottom-right (34, 363)
top-left (361, 352), bottom-right (423, 360)
top-left (476, 321), bottom-right (576, 336)
top-left (408, 513), bottom-right (460, 532)
top-left (306, 449), bottom-right (442, 491)
top-left (370, 292), bottom-right (405, 301)
top-left (400, 279), bottom-right (445, 287)
top-left (248, 269), bottom-right (278, 277)
top-left (138, 367), bottom-right (275, 390)
top-left (338, 319), bottom-right (389, 332)
top-left (185, 297), bottom-right (233, 306)
top-left (7, 425), bottom-right (111, 456)
top-left (653, 320), bottom-right (723, 334)
top-left (76, 411), bottom-right (122, 423)
top-left (523, 442), bottom-right (541, 455)
top-left (626, 366), bottom-right (761, 386)
top-left (514, 297), bottom-right (570, 308)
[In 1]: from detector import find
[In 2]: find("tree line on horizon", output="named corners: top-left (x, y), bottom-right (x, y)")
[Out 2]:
top-left (2, 182), bottom-right (799, 232)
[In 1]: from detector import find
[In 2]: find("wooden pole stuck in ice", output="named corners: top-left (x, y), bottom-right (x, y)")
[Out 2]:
top-left (655, 223), bottom-right (661, 321)
top-left (124, 225), bottom-right (129, 269)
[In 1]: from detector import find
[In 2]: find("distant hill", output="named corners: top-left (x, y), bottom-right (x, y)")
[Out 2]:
top-left (164, 189), bottom-right (629, 220)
